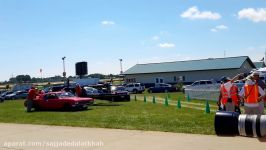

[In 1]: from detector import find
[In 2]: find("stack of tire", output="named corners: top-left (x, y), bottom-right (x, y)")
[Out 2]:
top-left (215, 111), bottom-right (266, 137)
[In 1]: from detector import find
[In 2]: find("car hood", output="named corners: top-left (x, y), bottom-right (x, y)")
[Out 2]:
top-left (61, 97), bottom-right (94, 101)
top-left (6, 94), bottom-right (15, 97)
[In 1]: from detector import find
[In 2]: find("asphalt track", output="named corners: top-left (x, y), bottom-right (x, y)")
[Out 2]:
top-left (0, 123), bottom-right (265, 150)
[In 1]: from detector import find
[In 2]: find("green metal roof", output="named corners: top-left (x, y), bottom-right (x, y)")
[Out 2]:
top-left (254, 62), bottom-right (265, 69)
top-left (123, 56), bottom-right (255, 75)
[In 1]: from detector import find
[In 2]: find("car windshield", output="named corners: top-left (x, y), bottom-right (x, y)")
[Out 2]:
top-left (111, 86), bottom-right (125, 91)
top-left (57, 92), bottom-right (75, 98)
top-left (84, 87), bottom-right (98, 93)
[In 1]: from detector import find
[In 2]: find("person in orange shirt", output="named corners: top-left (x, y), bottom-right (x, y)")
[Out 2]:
top-left (239, 73), bottom-right (265, 115)
top-left (218, 74), bottom-right (242, 113)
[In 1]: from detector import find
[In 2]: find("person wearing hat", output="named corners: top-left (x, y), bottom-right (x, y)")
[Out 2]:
top-left (252, 71), bottom-right (266, 90)
top-left (218, 74), bottom-right (242, 113)
top-left (75, 84), bottom-right (82, 97)
top-left (26, 86), bottom-right (37, 112)
top-left (251, 71), bottom-right (265, 114)
top-left (239, 72), bottom-right (265, 115)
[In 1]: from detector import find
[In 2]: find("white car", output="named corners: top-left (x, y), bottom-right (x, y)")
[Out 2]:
top-left (183, 80), bottom-right (216, 90)
top-left (124, 83), bottom-right (145, 93)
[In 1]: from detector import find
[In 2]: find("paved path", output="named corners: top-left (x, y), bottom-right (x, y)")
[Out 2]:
top-left (0, 123), bottom-right (265, 150)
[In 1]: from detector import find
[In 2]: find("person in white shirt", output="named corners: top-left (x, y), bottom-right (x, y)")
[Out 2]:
top-left (218, 74), bottom-right (242, 113)
top-left (239, 73), bottom-right (265, 115)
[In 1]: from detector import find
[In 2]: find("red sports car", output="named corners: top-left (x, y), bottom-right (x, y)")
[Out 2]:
top-left (25, 92), bottom-right (94, 111)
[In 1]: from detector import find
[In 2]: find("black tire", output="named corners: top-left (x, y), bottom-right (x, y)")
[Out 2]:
top-left (34, 103), bottom-right (40, 111)
top-left (63, 103), bottom-right (71, 111)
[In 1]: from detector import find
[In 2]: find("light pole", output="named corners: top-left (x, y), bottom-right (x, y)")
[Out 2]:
top-left (119, 59), bottom-right (123, 74)
top-left (62, 56), bottom-right (66, 77)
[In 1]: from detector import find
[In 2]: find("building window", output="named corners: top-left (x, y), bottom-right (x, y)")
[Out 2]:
top-left (174, 76), bottom-right (177, 82)
top-left (127, 78), bottom-right (136, 83)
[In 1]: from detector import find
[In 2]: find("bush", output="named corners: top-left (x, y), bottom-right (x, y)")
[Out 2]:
top-left (175, 83), bottom-right (184, 92)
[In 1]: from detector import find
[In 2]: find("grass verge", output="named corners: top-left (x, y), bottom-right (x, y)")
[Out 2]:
top-left (0, 98), bottom-right (215, 135)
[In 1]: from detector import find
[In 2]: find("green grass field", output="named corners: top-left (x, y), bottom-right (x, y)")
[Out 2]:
top-left (0, 93), bottom-right (215, 135)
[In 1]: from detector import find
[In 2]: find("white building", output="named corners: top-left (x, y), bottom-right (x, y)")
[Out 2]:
top-left (123, 56), bottom-right (255, 86)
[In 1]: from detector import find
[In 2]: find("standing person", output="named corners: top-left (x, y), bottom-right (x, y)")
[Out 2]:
top-left (252, 71), bottom-right (266, 114)
top-left (239, 73), bottom-right (265, 115)
top-left (26, 86), bottom-right (37, 112)
top-left (75, 84), bottom-right (82, 97)
top-left (218, 74), bottom-right (242, 113)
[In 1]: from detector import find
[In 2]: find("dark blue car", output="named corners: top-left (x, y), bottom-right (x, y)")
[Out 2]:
top-left (147, 83), bottom-right (177, 93)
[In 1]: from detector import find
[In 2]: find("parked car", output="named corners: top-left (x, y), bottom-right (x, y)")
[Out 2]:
top-left (5, 91), bottom-right (28, 100)
top-left (124, 83), bottom-right (145, 93)
top-left (190, 80), bottom-right (215, 86)
top-left (147, 83), bottom-right (177, 93)
top-left (24, 91), bottom-right (94, 111)
top-left (0, 91), bottom-right (13, 98)
top-left (183, 80), bottom-right (216, 90)
top-left (44, 85), bottom-right (76, 94)
top-left (0, 96), bottom-right (4, 102)
top-left (84, 85), bottom-right (130, 101)
top-left (84, 87), bottom-right (99, 96)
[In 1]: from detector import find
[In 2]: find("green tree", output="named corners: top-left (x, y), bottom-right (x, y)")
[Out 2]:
top-left (16, 75), bottom-right (31, 83)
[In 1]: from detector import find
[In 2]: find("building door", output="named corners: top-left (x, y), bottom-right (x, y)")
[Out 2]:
top-left (155, 77), bottom-right (164, 83)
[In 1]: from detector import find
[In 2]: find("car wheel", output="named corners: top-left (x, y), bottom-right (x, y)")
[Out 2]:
top-left (34, 103), bottom-right (40, 111)
top-left (63, 103), bottom-right (71, 111)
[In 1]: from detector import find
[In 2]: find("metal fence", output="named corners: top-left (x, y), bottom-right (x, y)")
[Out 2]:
top-left (184, 84), bottom-right (220, 101)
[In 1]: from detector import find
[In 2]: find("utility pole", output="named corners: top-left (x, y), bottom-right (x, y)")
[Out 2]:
top-left (62, 56), bottom-right (66, 78)
top-left (119, 59), bottom-right (123, 74)
top-left (264, 49), bottom-right (266, 65)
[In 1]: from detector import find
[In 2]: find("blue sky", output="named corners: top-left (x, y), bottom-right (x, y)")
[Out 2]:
top-left (0, 0), bottom-right (266, 81)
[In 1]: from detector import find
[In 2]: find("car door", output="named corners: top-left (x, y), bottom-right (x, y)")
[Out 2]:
top-left (40, 93), bottom-right (61, 109)
top-left (126, 84), bottom-right (134, 92)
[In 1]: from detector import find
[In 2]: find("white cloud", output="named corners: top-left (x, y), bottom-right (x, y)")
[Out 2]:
top-left (158, 43), bottom-right (175, 48)
top-left (101, 20), bottom-right (115, 25)
top-left (180, 6), bottom-right (221, 20)
top-left (216, 25), bottom-right (228, 29)
top-left (211, 24), bottom-right (228, 32)
top-left (210, 28), bottom-right (217, 32)
top-left (151, 36), bottom-right (160, 41)
top-left (238, 8), bottom-right (266, 22)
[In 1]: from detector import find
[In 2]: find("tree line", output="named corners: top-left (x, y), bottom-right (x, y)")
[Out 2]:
top-left (2, 73), bottom-right (122, 84)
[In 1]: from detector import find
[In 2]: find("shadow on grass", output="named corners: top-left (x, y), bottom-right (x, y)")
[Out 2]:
top-left (31, 108), bottom-right (93, 113)
top-left (93, 103), bottom-right (122, 107)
